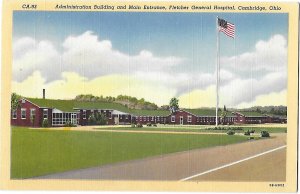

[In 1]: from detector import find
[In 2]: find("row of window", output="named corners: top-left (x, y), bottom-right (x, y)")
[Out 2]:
top-left (171, 116), bottom-right (236, 123)
top-left (52, 113), bottom-right (78, 126)
top-left (82, 110), bottom-right (112, 119)
top-left (134, 116), bottom-right (166, 122)
top-left (12, 108), bottom-right (48, 120)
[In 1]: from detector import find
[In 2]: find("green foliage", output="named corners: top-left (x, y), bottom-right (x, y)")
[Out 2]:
top-left (136, 123), bottom-right (143, 128)
top-left (88, 112), bottom-right (107, 125)
top-left (42, 119), bottom-right (49, 128)
top-left (235, 127), bottom-right (243, 131)
top-left (64, 120), bottom-right (76, 127)
top-left (131, 124), bottom-right (136, 128)
top-left (11, 93), bottom-right (21, 111)
top-left (146, 123), bottom-right (152, 127)
top-left (87, 114), bottom-right (96, 125)
top-left (153, 124), bottom-right (157, 127)
top-left (169, 97), bottom-right (179, 112)
top-left (261, 131), bottom-right (270, 137)
top-left (244, 130), bottom-right (250, 136)
top-left (74, 94), bottom-right (158, 110)
top-left (227, 130), bottom-right (235, 135)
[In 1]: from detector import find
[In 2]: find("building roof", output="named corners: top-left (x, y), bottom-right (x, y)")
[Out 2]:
top-left (28, 98), bottom-right (76, 112)
top-left (26, 98), bottom-right (267, 117)
top-left (184, 109), bottom-right (235, 117)
top-left (234, 111), bottom-right (265, 117)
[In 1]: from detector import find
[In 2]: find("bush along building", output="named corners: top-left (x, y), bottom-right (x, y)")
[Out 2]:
top-left (10, 91), bottom-right (286, 127)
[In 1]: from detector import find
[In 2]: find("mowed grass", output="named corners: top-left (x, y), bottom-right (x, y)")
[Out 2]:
top-left (11, 126), bottom-right (248, 179)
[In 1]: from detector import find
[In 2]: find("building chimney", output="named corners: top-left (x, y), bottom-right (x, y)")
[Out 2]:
top-left (43, 89), bottom-right (45, 99)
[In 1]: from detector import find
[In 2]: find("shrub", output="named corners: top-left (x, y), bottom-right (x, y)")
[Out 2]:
top-left (42, 119), bottom-right (49, 128)
top-left (250, 129), bottom-right (255, 133)
top-left (244, 130), bottom-right (250, 136)
top-left (261, 131), bottom-right (270, 138)
top-left (235, 127), bottom-right (243, 131)
top-left (88, 113), bottom-right (107, 125)
top-left (153, 124), bottom-right (157, 127)
top-left (146, 123), bottom-right (152, 127)
top-left (88, 114), bottom-right (96, 125)
top-left (64, 120), bottom-right (76, 127)
top-left (248, 137), bottom-right (254, 140)
top-left (227, 130), bottom-right (235, 135)
top-left (136, 123), bottom-right (143, 128)
top-left (131, 124), bottom-right (136, 128)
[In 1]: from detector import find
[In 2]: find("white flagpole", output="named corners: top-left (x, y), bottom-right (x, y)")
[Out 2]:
top-left (216, 17), bottom-right (220, 126)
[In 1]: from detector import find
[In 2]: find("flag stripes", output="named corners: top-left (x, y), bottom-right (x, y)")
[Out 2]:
top-left (218, 18), bottom-right (235, 38)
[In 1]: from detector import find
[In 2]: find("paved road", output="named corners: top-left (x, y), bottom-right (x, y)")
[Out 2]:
top-left (191, 147), bottom-right (286, 182)
top-left (35, 134), bottom-right (286, 181)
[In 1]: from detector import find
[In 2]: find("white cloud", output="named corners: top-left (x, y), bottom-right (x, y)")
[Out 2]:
top-left (13, 31), bottom-right (185, 82)
top-left (221, 34), bottom-right (287, 72)
top-left (220, 72), bottom-right (286, 107)
top-left (12, 32), bottom-right (287, 108)
top-left (12, 71), bottom-right (176, 106)
top-left (13, 37), bottom-right (60, 81)
top-left (61, 31), bottom-right (185, 78)
top-left (236, 90), bottom-right (287, 108)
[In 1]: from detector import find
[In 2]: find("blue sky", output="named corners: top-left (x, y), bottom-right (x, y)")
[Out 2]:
top-left (12, 11), bottom-right (288, 108)
top-left (13, 12), bottom-right (288, 71)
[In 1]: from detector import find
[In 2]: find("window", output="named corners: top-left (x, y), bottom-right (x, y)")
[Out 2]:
top-left (21, 108), bottom-right (26, 119)
top-left (188, 116), bottom-right (192, 123)
top-left (109, 111), bottom-right (112, 119)
top-left (151, 116), bottom-right (154, 121)
top-left (21, 99), bottom-right (26, 103)
top-left (125, 115), bottom-right (128, 120)
top-left (12, 109), bottom-right (17, 119)
top-left (171, 116), bottom-right (175, 122)
top-left (157, 116), bottom-right (160, 121)
top-left (83, 110), bottom-right (86, 119)
top-left (43, 109), bottom-right (48, 119)
top-left (143, 116), bottom-right (146, 121)
top-left (30, 109), bottom-right (36, 119)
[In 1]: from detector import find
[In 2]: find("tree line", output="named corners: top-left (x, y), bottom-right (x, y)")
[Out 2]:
top-left (74, 94), bottom-right (160, 110)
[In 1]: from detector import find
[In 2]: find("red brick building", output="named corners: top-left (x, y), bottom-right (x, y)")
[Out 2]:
top-left (74, 108), bottom-right (132, 125)
top-left (11, 98), bottom-right (53, 127)
top-left (11, 98), bottom-right (78, 127)
top-left (11, 98), bottom-right (285, 127)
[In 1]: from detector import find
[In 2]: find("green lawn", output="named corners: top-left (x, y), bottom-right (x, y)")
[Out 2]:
top-left (11, 126), bottom-right (248, 179)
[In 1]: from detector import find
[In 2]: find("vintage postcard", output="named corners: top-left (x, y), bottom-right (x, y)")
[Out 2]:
top-left (0, 0), bottom-right (298, 192)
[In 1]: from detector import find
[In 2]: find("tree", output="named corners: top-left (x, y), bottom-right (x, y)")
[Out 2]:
top-left (221, 110), bottom-right (227, 125)
top-left (169, 97), bottom-right (179, 113)
top-left (221, 105), bottom-right (228, 125)
top-left (11, 93), bottom-right (21, 111)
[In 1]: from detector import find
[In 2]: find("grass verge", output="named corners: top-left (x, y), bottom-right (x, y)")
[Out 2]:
top-left (11, 126), bottom-right (248, 179)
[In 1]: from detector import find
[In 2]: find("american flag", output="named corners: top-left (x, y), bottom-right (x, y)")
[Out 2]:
top-left (218, 18), bottom-right (235, 38)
